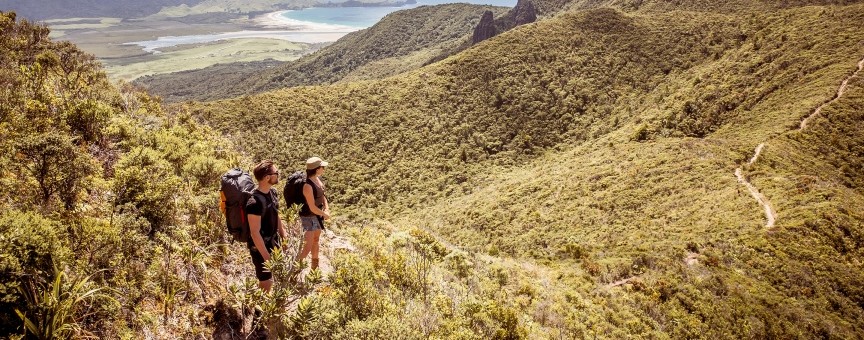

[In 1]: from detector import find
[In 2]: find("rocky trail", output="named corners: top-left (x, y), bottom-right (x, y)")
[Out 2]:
top-left (735, 55), bottom-right (864, 229)
top-left (301, 228), bottom-right (356, 278)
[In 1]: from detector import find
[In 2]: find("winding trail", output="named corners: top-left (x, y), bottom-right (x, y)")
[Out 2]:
top-left (734, 144), bottom-right (777, 229)
top-left (800, 58), bottom-right (864, 130)
top-left (735, 56), bottom-right (864, 229)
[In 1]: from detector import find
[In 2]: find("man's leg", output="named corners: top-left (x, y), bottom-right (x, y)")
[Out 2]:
top-left (251, 249), bottom-right (273, 292)
top-left (259, 279), bottom-right (273, 292)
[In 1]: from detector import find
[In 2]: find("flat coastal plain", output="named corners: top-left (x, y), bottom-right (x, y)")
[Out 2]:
top-left (47, 13), bottom-right (329, 81)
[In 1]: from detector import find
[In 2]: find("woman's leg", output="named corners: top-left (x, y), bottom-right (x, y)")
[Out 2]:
top-left (296, 230), bottom-right (316, 262)
top-left (310, 229), bottom-right (322, 269)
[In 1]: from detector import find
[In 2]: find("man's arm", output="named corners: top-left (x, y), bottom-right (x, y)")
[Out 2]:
top-left (248, 214), bottom-right (270, 261)
top-left (278, 217), bottom-right (287, 239)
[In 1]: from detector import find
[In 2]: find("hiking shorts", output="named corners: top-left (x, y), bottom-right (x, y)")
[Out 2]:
top-left (249, 238), bottom-right (280, 282)
top-left (300, 216), bottom-right (323, 232)
top-left (249, 249), bottom-right (272, 281)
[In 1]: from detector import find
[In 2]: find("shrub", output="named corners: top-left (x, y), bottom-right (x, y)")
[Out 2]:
top-left (112, 147), bottom-right (181, 233)
top-left (0, 210), bottom-right (69, 335)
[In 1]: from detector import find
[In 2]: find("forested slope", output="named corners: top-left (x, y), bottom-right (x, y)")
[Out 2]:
top-left (191, 2), bottom-right (864, 337)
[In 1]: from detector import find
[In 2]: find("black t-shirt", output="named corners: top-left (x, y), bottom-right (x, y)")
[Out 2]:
top-left (245, 188), bottom-right (279, 248)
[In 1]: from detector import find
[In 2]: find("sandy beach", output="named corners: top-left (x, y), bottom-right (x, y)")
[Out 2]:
top-left (254, 10), bottom-right (360, 32)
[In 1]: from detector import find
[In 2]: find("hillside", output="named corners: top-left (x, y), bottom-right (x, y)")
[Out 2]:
top-left (4, 0), bottom-right (864, 337)
top-left (0, 11), bottom-right (253, 338)
top-left (189, 1), bottom-right (864, 338)
top-left (135, 3), bottom-right (510, 102)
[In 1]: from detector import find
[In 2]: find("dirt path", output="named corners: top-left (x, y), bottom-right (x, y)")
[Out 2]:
top-left (800, 57), bottom-right (864, 130)
top-left (604, 276), bottom-right (639, 289)
top-left (734, 56), bottom-right (864, 229)
top-left (735, 143), bottom-right (777, 229)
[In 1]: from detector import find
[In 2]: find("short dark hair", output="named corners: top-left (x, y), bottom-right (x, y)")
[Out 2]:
top-left (306, 167), bottom-right (320, 177)
top-left (253, 160), bottom-right (275, 181)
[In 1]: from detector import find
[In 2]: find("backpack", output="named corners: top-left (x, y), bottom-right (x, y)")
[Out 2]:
top-left (282, 171), bottom-right (307, 207)
top-left (219, 168), bottom-right (256, 242)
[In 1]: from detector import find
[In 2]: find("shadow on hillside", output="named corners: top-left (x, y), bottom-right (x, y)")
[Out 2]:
top-left (208, 299), bottom-right (269, 339)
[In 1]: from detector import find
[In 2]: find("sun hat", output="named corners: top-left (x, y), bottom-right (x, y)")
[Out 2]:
top-left (306, 157), bottom-right (329, 170)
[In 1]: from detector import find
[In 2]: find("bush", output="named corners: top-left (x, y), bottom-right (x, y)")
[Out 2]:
top-left (0, 210), bottom-right (69, 335)
top-left (112, 147), bottom-right (181, 233)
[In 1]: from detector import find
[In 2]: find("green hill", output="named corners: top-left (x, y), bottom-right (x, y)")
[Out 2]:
top-left (136, 3), bottom-right (510, 102)
top-left (189, 1), bottom-right (864, 337)
top-left (4, 0), bottom-right (864, 337)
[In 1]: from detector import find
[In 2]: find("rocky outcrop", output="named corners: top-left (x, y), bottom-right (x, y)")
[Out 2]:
top-left (513, 0), bottom-right (537, 26)
top-left (472, 10), bottom-right (496, 45)
top-left (471, 0), bottom-right (537, 46)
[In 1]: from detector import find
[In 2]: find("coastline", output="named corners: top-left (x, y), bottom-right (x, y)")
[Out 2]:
top-left (254, 10), bottom-right (359, 31)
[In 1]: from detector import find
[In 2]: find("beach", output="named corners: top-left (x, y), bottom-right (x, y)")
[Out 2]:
top-left (254, 10), bottom-right (360, 32)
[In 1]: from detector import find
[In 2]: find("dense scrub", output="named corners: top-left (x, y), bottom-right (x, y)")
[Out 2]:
top-left (0, 12), bottom-right (245, 337)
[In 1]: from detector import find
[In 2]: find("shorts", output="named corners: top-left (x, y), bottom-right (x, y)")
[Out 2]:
top-left (249, 238), bottom-right (280, 281)
top-left (300, 216), bottom-right (323, 232)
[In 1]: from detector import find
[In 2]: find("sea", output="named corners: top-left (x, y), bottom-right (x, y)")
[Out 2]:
top-left (280, 0), bottom-right (518, 29)
top-left (128, 0), bottom-right (517, 52)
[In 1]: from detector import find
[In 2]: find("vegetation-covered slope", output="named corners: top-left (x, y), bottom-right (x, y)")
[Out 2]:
top-left (0, 11), bottom-right (254, 337)
top-left (190, 2), bottom-right (864, 337)
top-left (5, 0), bottom-right (864, 337)
top-left (136, 3), bottom-right (509, 102)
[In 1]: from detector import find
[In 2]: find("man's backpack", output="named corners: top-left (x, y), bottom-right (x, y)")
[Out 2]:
top-left (220, 168), bottom-right (255, 242)
top-left (283, 171), bottom-right (307, 207)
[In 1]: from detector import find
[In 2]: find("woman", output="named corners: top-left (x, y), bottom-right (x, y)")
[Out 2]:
top-left (296, 157), bottom-right (330, 270)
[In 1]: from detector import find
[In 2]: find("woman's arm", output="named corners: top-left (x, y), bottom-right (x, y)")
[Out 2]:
top-left (303, 183), bottom-right (329, 219)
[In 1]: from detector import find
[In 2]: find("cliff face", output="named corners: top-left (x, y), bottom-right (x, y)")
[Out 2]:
top-left (472, 10), bottom-right (497, 44)
top-left (472, 0), bottom-right (537, 45)
top-left (514, 0), bottom-right (538, 25)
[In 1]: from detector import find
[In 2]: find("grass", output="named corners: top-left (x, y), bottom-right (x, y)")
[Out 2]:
top-left (102, 38), bottom-right (312, 81)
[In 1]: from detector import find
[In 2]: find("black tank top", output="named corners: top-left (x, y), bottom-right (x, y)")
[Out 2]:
top-left (299, 178), bottom-right (325, 216)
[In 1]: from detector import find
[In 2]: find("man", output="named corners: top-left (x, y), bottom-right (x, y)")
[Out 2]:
top-left (247, 160), bottom-right (288, 292)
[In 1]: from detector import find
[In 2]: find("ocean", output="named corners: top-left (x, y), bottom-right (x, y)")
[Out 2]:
top-left (127, 0), bottom-right (516, 52)
top-left (281, 0), bottom-right (518, 29)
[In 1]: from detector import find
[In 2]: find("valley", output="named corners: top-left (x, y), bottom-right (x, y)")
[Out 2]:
top-left (2, 0), bottom-right (864, 338)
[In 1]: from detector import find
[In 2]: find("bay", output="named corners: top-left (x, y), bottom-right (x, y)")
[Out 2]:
top-left (128, 0), bottom-right (516, 51)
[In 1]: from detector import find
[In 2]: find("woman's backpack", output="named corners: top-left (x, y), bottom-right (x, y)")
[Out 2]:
top-left (282, 171), bottom-right (307, 207)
